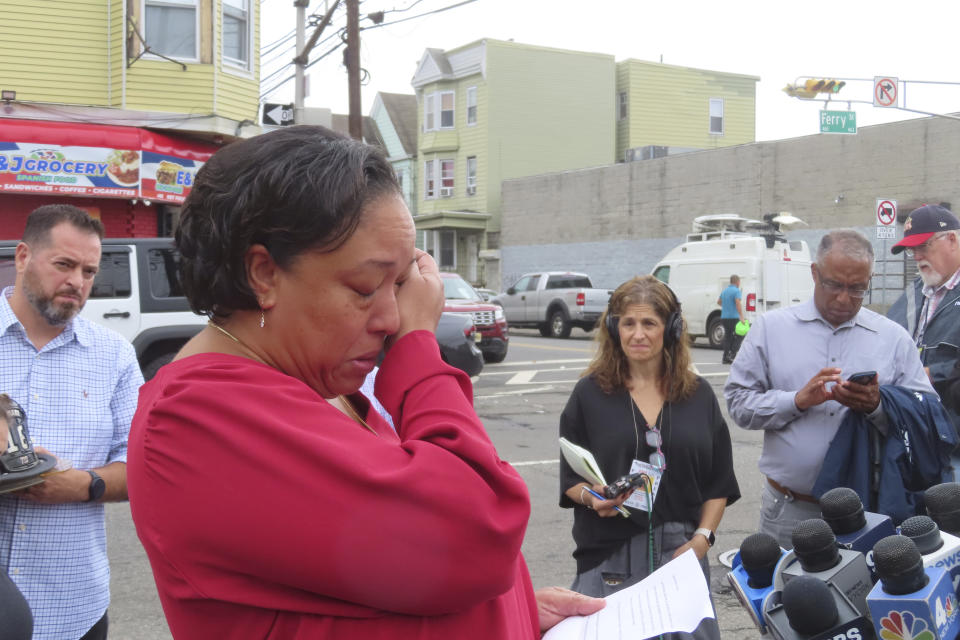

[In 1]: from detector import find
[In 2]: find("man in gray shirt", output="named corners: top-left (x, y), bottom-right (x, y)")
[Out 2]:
top-left (724, 229), bottom-right (932, 548)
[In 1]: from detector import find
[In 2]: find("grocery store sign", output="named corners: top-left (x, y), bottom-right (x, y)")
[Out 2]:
top-left (0, 141), bottom-right (203, 203)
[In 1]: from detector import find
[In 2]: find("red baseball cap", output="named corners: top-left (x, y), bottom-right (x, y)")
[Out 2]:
top-left (891, 204), bottom-right (960, 254)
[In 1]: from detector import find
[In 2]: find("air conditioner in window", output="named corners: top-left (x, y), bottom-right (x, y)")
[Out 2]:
top-left (466, 186), bottom-right (476, 196)
top-left (439, 187), bottom-right (453, 197)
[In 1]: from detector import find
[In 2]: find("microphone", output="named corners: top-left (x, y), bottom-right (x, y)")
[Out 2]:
top-left (900, 515), bottom-right (960, 596)
top-left (726, 533), bottom-right (786, 633)
top-left (927, 483), bottom-right (960, 537)
top-left (779, 518), bottom-right (874, 614)
top-left (866, 535), bottom-right (960, 640)
top-left (820, 487), bottom-right (895, 581)
top-left (763, 575), bottom-right (875, 640)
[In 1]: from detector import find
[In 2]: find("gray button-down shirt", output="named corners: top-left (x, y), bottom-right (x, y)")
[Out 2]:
top-left (724, 298), bottom-right (933, 494)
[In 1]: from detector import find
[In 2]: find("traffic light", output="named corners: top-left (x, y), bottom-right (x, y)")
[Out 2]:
top-left (783, 79), bottom-right (846, 99)
top-left (782, 83), bottom-right (818, 99)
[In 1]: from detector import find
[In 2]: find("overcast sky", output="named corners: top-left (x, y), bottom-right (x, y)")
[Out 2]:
top-left (259, 0), bottom-right (960, 141)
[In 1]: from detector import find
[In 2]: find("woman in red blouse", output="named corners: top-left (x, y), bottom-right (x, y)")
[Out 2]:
top-left (127, 125), bottom-right (601, 639)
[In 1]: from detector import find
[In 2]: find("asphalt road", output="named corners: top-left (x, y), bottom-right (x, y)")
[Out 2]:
top-left (104, 327), bottom-right (765, 639)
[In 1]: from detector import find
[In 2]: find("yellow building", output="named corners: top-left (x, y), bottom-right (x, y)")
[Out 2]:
top-left (0, 0), bottom-right (261, 235)
top-left (617, 59), bottom-right (758, 161)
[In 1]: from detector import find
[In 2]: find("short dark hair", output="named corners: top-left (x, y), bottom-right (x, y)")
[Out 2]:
top-left (22, 204), bottom-right (104, 246)
top-left (175, 125), bottom-right (401, 318)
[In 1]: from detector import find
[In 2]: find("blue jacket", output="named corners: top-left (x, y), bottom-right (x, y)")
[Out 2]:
top-left (813, 385), bottom-right (958, 524)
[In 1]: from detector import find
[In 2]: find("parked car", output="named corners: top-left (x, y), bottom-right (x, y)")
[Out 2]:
top-left (439, 272), bottom-right (509, 363)
top-left (492, 272), bottom-right (611, 338)
top-left (436, 312), bottom-right (484, 377)
top-left (651, 213), bottom-right (813, 348)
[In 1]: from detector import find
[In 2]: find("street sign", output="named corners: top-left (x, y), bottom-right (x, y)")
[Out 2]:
top-left (873, 77), bottom-right (898, 108)
top-left (877, 226), bottom-right (896, 239)
top-left (876, 199), bottom-right (897, 226)
top-left (820, 110), bottom-right (857, 134)
top-left (262, 103), bottom-right (295, 126)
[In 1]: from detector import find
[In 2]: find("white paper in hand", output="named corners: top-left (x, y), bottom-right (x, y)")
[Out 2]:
top-left (558, 437), bottom-right (607, 486)
top-left (542, 549), bottom-right (714, 640)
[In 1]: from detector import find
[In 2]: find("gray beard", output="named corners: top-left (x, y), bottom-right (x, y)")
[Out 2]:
top-left (23, 281), bottom-right (82, 327)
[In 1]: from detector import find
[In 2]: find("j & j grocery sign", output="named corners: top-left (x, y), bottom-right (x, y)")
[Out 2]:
top-left (0, 141), bottom-right (205, 204)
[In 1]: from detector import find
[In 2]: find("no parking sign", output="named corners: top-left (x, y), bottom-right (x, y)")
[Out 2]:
top-left (877, 199), bottom-right (897, 239)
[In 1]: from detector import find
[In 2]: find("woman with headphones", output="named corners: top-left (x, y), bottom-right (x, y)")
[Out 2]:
top-left (559, 276), bottom-right (740, 639)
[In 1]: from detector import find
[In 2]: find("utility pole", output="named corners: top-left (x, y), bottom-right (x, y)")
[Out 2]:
top-left (345, 0), bottom-right (362, 140)
top-left (293, 1), bottom-right (341, 124)
top-left (293, 0), bottom-right (308, 124)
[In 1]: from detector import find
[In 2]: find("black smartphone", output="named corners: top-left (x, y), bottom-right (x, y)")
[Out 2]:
top-left (847, 370), bottom-right (877, 385)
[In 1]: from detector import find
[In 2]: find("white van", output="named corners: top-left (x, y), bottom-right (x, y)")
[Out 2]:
top-left (651, 214), bottom-right (815, 348)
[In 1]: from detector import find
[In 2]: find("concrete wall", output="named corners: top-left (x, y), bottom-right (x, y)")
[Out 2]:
top-left (500, 114), bottom-right (958, 300)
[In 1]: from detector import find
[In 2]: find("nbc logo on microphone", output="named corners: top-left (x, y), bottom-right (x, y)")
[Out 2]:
top-left (879, 596), bottom-right (958, 640)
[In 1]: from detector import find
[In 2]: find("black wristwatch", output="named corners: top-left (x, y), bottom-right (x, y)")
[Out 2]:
top-left (86, 470), bottom-right (105, 502)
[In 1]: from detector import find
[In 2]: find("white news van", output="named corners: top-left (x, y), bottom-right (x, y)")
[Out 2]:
top-left (651, 214), bottom-right (815, 348)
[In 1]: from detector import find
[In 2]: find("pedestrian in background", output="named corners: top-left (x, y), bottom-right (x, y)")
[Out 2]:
top-left (0, 205), bottom-right (143, 639)
top-left (887, 203), bottom-right (960, 479)
top-left (717, 274), bottom-right (746, 364)
top-left (724, 229), bottom-right (932, 548)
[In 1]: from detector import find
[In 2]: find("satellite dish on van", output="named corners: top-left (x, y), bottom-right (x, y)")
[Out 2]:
top-left (692, 214), bottom-right (763, 233)
top-left (768, 212), bottom-right (807, 228)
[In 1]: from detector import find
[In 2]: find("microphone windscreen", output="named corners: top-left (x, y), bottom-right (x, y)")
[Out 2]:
top-left (873, 535), bottom-right (927, 595)
top-left (926, 482), bottom-right (960, 535)
top-left (740, 533), bottom-right (781, 588)
top-left (792, 518), bottom-right (840, 573)
top-left (781, 575), bottom-right (838, 634)
top-left (819, 487), bottom-right (867, 534)
top-left (899, 515), bottom-right (944, 554)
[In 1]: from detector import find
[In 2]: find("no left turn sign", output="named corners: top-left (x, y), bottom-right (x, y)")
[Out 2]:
top-left (874, 77), bottom-right (898, 108)
top-left (877, 199), bottom-right (897, 226)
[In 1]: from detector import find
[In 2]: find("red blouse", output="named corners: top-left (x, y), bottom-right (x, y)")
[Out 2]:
top-left (128, 330), bottom-right (539, 639)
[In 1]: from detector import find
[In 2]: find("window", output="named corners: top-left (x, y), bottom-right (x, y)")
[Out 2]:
top-left (440, 92), bottom-right (454, 128)
top-left (440, 159), bottom-right (454, 197)
top-left (709, 98), bottom-right (724, 135)
top-left (396, 169), bottom-right (404, 190)
top-left (618, 92), bottom-right (628, 121)
top-left (466, 156), bottom-right (477, 195)
top-left (546, 275), bottom-right (591, 289)
top-left (147, 248), bottom-right (183, 297)
top-left (222, 0), bottom-right (250, 68)
top-left (424, 95), bottom-right (435, 131)
top-left (438, 230), bottom-right (456, 268)
top-left (423, 161), bottom-right (435, 199)
top-left (422, 231), bottom-right (457, 268)
top-left (93, 251), bottom-right (133, 298)
top-left (423, 91), bottom-right (455, 131)
top-left (145, 0), bottom-right (198, 59)
top-left (653, 265), bottom-right (671, 284)
top-left (424, 159), bottom-right (453, 198)
top-left (466, 86), bottom-right (477, 125)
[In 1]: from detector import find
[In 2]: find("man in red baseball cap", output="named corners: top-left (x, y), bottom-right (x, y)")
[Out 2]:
top-left (888, 203), bottom-right (960, 478)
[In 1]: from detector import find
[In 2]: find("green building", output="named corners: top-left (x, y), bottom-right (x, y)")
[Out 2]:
top-left (411, 39), bottom-right (616, 286)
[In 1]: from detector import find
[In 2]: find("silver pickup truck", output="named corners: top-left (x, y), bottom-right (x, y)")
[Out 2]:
top-left (492, 272), bottom-right (611, 338)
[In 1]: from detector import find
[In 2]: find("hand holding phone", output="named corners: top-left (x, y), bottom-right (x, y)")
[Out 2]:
top-left (846, 370), bottom-right (877, 385)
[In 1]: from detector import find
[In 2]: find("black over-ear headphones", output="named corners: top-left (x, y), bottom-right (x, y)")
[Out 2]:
top-left (605, 282), bottom-right (683, 348)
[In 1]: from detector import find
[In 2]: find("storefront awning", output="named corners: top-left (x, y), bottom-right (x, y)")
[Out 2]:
top-left (0, 118), bottom-right (222, 203)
